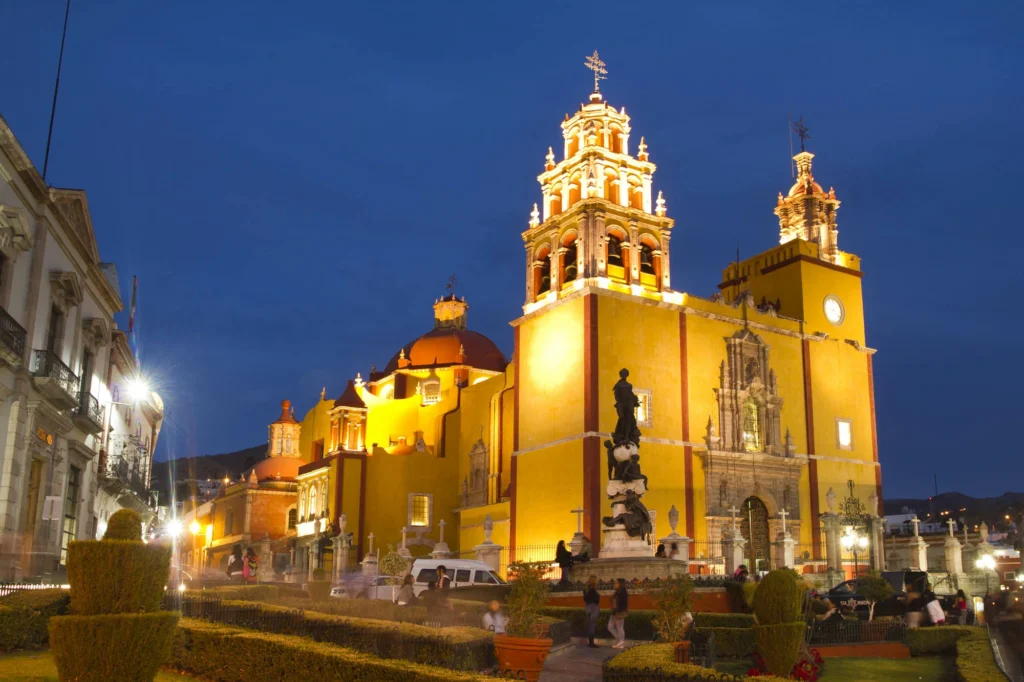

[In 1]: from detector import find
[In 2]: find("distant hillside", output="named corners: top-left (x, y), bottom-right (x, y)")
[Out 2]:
top-left (884, 491), bottom-right (1024, 530)
top-left (150, 444), bottom-right (265, 504)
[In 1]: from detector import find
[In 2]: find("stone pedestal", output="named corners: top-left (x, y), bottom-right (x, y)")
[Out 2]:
top-left (569, 531), bottom-right (589, 557)
top-left (821, 513), bottom-right (843, 572)
top-left (721, 530), bottom-right (747, 576)
top-left (307, 542), bottom-right (319, 582)
top-left (772, 533), bottom-right (796, 569)
top-left (430, 542), bottom-right (452, 559)
top-left (258, 535), bottom-right (272, 584)
top-left (361, 552), bottom-right (378, 577)
top-left (944, 536), bottom-right (963, 574)
top-left (569, 556), bottom-right (688, 582)
top-left (331, 536), bottom-right (349, 583)
top-left (474, 541), bottom-right (503, 572)
top-left (908, 536), bottom-right (929, 570)
top-left (601, 498), bottom-right (653, 558)
top-left (659, 533), bottom-right (691, 562)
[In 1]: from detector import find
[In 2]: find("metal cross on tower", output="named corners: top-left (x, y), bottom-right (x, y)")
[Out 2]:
top-left (585, 51), bottom-right (608, 93)
top-left (446, 274), bottom-right (458, 293)
top-left (792, 116), bottom-right (811, 152)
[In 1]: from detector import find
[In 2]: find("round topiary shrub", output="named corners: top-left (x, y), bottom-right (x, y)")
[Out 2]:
top-left (753, 622), bottom-right (806, 676)
top-left (103, 508), bottom-right (143, 541)
top-left (49, 612), bottom-right (178, 681)
top-left (752, 569), bottom-right (803, 625)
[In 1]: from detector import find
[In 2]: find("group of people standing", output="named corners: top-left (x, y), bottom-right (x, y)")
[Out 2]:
top-left (582, 575), bottom-right (632, 649)
top-left (226, 545), bottom-right (259, 581)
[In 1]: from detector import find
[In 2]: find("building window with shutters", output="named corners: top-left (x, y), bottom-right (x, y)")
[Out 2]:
top-left (59, 465), bottom-right (81, 566)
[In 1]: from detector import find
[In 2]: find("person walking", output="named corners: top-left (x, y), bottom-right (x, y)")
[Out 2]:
top-left (243, 547), bottom-right (258, 583)
top-left (609, 578), bottom-right (629, 649)
top-left (953, 589), bottom-right (969, 625)
top-left (396, 574), bottom-right (416, 605)
top-left (226, 545), bottom-right (243, 578)
top-left (436, 565), bottom-right (451, 590)
top-left (583, 575), bottom-right (601, 648)
top-left (556, 540), bottom-right (573, 584)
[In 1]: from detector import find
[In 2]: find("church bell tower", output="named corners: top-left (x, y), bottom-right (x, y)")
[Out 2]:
top-left (521, 54), bottom-right (674, 311)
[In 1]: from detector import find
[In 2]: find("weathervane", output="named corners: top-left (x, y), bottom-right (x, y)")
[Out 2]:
top-left (585, 51), bottom-right (608, 93)
top-left (792, 116), bottom-right (811, 152)
top-left (446, 274), bottom-right (458, 294)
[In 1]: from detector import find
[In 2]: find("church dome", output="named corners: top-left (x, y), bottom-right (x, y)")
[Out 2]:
top-left (381, 295), bottom-right (507, 375)
top-left (247, 456), bottom-right (303, 483)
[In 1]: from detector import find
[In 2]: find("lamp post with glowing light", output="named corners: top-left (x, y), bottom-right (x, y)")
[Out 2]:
top-left (167, 518), bottom-right (184, 589)
top-left (976, 554), bottom-right (996, 595)
top-left (841, 527), bottom-right (869, 579)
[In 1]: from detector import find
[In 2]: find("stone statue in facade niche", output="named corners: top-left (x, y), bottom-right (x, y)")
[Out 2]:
top-left (612, 368), bottom-right (641, 446)
top-left (602, 490), bottom-right (652, 541)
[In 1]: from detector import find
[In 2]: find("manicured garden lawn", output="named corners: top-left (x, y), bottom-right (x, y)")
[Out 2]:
top-left (0, 651), bottom-right (203, 681)
top-left (716, 656), bottom-right (956, 681)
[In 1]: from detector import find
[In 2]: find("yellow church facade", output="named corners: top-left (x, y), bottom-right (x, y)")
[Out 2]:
top-left (283, 86), bottom-right (881, 575)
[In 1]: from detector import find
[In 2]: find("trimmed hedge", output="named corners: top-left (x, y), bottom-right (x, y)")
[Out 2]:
top-left (605, 643), bottom-right (789, 681)
top-left (693, 626), bottom-right (756, 657)
top-left (67, 540), bottom-right (171, 614)
top-left (956, 626), bottom-right (1008, 682)
top-left (274, 595), bottom-right (428, 623)
top-left (171, 618), bottom-right (492, 681)
top-left (753, 622), bottom-right (805, 676)
top-left (49, 611), bottom-right (179, 681)
top-left (207, 584), bottom-right (309, 601)
top-left (538, 606), bottom-right (754, 641)
top-left (0, 589), bottom-right (70, 652)
top-left (906, 625), bottom-right (974, 655)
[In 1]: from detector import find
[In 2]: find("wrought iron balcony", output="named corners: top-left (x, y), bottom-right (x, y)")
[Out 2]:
top-left (73, 391), bottom-right (104, 434)
top-left (0, 308), bottom-right (25, 367)
top-left (102, 453), bottom-right (150, 501)
top-left (30, 350), bottom-right (80, 410)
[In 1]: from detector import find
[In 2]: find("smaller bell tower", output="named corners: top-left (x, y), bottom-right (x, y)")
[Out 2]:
top-left (775, 150), bottom-right (840, 264)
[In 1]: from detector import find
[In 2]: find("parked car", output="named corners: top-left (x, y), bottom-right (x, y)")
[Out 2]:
top-left (330, 558), bottom-right (506, 601)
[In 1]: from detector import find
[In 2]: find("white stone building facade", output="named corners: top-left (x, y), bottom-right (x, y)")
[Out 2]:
top-left (0, 116), bottom-right (157, 580)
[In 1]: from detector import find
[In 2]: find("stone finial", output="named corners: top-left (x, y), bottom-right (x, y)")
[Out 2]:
top-left (655, 190), bottom-right (667, 216)
top-left (529, 203), bottom-right (540, 228)
top-left (367, 532), bottom-right (375, 555)
top-left (868, 493), bottom-right (878, 517)
top-left (825, 487), bottom-right (837, 513)
top-left (354, 372), bottom-right (364, 387)
top-left (248, 470), bottom-right (258, 486)
top-left (320, 386), bottom-right (326, 400)
top-left (438, 519), bottom-right (446, 544)
top-left (339, 513), bottom-right (347, 535)
top-left (637, 136), bottom-right (648, 161)
top-left (399, 348), bottom-right (406, 360)
top-left (545, 146), bottom-right (555, 170)
top-left (668, 504), bottom-right (679, 534)
top-left (980, 522), bottom-right (989, 543)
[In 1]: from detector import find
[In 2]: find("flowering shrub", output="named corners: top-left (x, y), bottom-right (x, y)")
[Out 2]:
top-left (747, 645), bottom-right (824, 681)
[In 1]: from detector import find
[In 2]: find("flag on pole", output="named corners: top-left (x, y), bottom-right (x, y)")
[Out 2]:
top-left (128, 276), bottom-right (140, 372)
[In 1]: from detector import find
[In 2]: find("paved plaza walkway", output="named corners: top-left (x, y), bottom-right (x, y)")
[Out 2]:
top-left (539, 641), bottom-right (622, 682)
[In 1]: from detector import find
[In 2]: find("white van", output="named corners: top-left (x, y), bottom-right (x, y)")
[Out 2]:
top-left (409, 558), bottom-right (505, 596)
top-left (330, 558), bottom-right (504, 601)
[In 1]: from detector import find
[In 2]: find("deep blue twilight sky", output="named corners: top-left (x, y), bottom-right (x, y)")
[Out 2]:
top-left (3, 2), bottom-right (1021, 498)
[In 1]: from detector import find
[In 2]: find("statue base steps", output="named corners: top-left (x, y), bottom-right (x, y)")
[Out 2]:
top-left (570, 556), bottom-right (689, 582)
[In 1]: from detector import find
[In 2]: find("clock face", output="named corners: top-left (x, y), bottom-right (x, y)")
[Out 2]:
top-left (823, 295), bottom-right (845, 325)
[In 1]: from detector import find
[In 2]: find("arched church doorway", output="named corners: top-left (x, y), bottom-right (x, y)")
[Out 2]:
top-left (740, 496), bottom-right (771, 572)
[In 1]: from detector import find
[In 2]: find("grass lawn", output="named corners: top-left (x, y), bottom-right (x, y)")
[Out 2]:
top-left (716, 656), bottom-right (956, 681)
top-left (0, 651), bottom-right (203, 681)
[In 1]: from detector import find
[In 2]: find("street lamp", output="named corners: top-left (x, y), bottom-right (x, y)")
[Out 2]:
top-left (189, 520), bottom-right (202, 536)
top-left (976, 554), bottom-right (996, 594)
top-left (166, 519), bottom-right (183, 537)
top-left (125, 376), bottom-right (150, 404)
top-left (841, 527), bottom-right (869, 578)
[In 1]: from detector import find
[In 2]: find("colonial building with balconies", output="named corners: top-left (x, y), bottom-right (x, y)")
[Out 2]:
top-left (0, 116), bottom-right (127, 580)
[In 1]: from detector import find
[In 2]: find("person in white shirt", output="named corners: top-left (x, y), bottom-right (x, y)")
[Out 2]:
top-left (483, 600), bottom-right (506, 635)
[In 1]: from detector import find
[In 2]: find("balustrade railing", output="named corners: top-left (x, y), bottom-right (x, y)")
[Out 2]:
top-left (0, 307), bottom-right (26, 361)
top-left (103, 454), bottom-right (149, 499)
top-left (31, 349), bottom-right (80, 401)
top-left (76, 390), bottom-right (103, 424)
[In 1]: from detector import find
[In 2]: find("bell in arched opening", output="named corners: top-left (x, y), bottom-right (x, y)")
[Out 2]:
top-left (640, 243), bottom-right (655, 275)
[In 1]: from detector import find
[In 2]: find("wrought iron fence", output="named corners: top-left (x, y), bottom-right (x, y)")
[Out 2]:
top-left (807, 618), bottom-right (906, 646)
top-left (162, 594), bottom-right (495, 669)
top-left (76, 390), bottom-right (103, 424)
top-left (548, 574), bottom-right (730, 593)
top-left (0, 582), bottom-right (65, 598)
top-left (31, 349), bottom-right (80, 400)
top-left (0, 307), bottom-right (26, 362)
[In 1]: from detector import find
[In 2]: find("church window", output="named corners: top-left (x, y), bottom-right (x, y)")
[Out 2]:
top-left (299, 489), bottom-right (306, 519)
top-left (742, 400), bottom-right (761, 452)
top-left (635, 388), bottom-right (653, 427)
top-left (224, 509), bottom-right (234, 536)
top-left (836, 418), bottom-right (853, 450)
top-left (607, 235), bottom-right (623, 267)
top-left (309, 486), bottom-right (318, 518)
top-left (409, 493), bottom-right (431, 527)
top-left (640, 244), bottom-right (655, 275)
top-left (379, 384), bottom-right (394, 399)
top-left (284, 433), bottom-right (292, 455)
top-left (422, 379), bottom-right (440, 405)
top-left (287, 508), bottom-right (297, 530)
